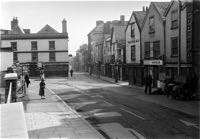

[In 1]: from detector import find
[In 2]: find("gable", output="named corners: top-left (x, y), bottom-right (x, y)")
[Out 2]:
top-left (37, 24), bottom-right (59, 34)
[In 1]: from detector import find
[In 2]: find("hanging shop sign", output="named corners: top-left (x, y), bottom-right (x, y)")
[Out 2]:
top-left (143, 60), bottom-right (163, 65)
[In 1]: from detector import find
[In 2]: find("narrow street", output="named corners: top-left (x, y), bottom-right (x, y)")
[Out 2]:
top-left (47, 72), bottom-right (199, 139)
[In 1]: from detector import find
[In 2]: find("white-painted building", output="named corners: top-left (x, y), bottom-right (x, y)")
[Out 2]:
top-left (1, 18), bottom-right (69, 77)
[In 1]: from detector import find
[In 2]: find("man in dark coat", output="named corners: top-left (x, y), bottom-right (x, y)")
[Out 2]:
top-left (144, 73), bottom-right (153, 94)
top-left (24, 74), bottom-right (30, 88)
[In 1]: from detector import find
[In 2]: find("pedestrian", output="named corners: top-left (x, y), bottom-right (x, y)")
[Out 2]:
top-left (39, 79), bottom-right (46, 99)
top-left (24, 73), bottom-right (30, 88)
top-left (70, 69), bottom-right (73, 77)
top-left (144, 72), bottom-right (153, 94)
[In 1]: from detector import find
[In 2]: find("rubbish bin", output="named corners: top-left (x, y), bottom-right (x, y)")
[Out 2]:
top-left (4, 73), bottom-right (18, 103)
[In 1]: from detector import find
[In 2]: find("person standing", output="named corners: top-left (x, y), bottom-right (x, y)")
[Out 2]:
top-left (144, 72), bottom-right (153, 94)
top-left (24, 74), bottom-right (30, 88)
top-left (39, 79), bottom-right (46, 99)
top-left (70, 69), bottom-right (73, 77)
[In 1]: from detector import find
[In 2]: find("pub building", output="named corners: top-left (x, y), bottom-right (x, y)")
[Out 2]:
top-left (141, 2), bottom-right (170, 87)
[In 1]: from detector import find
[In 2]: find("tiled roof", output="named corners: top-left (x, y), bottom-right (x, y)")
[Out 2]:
top-left (153, 2), bottom-right (171, 17)
top-left (134, 11), bottom-right (146, 29)
top-left (37, 24), bottom-right (59, 34)
top-left (113, 25), bottom-right (126, 42)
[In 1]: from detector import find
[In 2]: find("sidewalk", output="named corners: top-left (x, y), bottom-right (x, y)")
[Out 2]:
top-left (20, 79), bottom-right (104, 139)
top-left (88, 73), bottom-right (200, 117)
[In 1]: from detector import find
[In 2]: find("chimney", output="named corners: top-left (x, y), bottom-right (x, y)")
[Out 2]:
top-left (11, 17), bottom-right (18, 30)
top-left (146, 6), bottom-right (149, 12)
top-left (120, 15), bottom-right (125, 25)
top-left (62, 18), bottom-right (67, 33)
top-left (96, 20), bottom-right (104, 26)
top-left (143, 6), bottom-right (145, 12)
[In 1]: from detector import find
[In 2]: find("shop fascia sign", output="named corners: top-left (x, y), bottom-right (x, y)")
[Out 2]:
top-left (143, 60), bottom-right (163, 65)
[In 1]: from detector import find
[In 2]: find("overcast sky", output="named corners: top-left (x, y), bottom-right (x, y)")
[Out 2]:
top-left (0, 0), bottom-right (168, 56)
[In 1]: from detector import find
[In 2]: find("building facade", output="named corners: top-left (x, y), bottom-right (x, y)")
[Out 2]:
top-left (125, 10), bottom-right (146, 85)
top-left (1, 18), bottom-right (69, 77)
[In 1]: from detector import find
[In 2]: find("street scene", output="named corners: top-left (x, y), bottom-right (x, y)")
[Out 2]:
top-left (0, 0), bottom-right (200, 139)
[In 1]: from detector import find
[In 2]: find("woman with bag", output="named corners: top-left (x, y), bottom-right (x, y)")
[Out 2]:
top-left (39, 79), bottom-right (46, 99)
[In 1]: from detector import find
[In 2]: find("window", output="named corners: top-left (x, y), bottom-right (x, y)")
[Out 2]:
top-left (131, 45), bottom-right (136, 61)
top-left (118, 49), bottom-right (121, 56)
top-left (171, 37), bottom-right (178, 56)
top-left (153, 41), bottom-right (160, 58)
top-left (49, 41), bottom-right (55, 50)
top-left (49, 52), bottom-right (56, 61)
top-left (31, 41), bottom-right (37, 50)
top-left (32, 52), bottom-right (38, 62)
top-left (171, 10), bottom-right (178, 29)
top-left (11, 42), bottom-right (17, 51)
top-left (149, 16), bottom-right (155, 33)
top-left (131, 23), bottom-right (135, 37)
top-left (145, 42), bottom-right (150, 58)
top-left (13, 52), bottom-right (18, 61)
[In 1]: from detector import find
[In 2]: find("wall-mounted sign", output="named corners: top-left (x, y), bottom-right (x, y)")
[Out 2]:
top-left (128, 39), bottom-right (139, 44)
top-left (143, 60), bottom-right (163, 65)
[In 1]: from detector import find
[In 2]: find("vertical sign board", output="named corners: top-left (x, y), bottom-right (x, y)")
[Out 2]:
top-left (187, 3), bottom-right (193, 62)
top-left (150, 43), bottom-right (153, 58)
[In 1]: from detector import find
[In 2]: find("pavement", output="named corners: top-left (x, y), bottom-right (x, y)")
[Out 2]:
top-left (1, 79), bottom-right (104, 139)
top-left (89, 73), bottom-right (200, 117)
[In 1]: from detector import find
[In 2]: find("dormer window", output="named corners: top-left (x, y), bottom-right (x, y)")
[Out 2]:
top-left (131, 23), bottom-right (135, 38)
top-left (149, 16), bottom-right (155, 33)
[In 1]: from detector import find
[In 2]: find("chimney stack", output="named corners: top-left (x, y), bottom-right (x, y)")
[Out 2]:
top-left (143, 6), bottom-right (145, 12)
top-left (146, 6), bottom-right (149, 12)
top-left (96, 20), bottom-right (104, 26)
top-left (62, 18), bottom-right (67, 33)
top-left (120, 15), bottom-right (125, 25)
top-left (11, 17), bottom-right (18, 30)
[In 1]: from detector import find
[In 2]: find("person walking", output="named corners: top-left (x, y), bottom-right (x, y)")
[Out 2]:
top-left (70, 69), bottom-right (73, 77)
top-left (144, 72), bottom-right (153, 94)
top-left (24, 73), bottom-right (30, 88)
top-left (39, 79), bottom-right (46, 99)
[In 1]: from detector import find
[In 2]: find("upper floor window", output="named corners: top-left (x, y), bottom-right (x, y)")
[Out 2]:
top-left (171, 10), bottom-right (178, 29)
top-left (32, 52), bottom-right (38, 62)
top-left (171, 37), bottom-right (178, 57)
top-left (131, 23), bottom-right (135, 38)
top-left (49, 52), bottom-right (56, 61)
top-left (31, 41), bottom-right (37, 50)
top-left (131, 45), bottom-right (136, 61)
top-left (153, 41), bottom-right (160, 58)
top-left (11, 42), bottom-right (17, 51)
top-left (145, 42), bottom-right (150, 59)
top-left (49, 41), bottom-right (55, 50)
top-left (149, 16), bottom-right (155, 33)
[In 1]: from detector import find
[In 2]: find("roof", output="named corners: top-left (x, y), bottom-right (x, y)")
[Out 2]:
top-left (1, 33), bottom-right (68, 40)
top-left (134, 11), bottom-right (146, 30)
top-left (37, 24), bottom-right (59, 34)
top-left (10, 25), bottom-right (25, 34)
top-left (112, 25), bottom-right (126, 42)
top-left (153, 2), bottom-right (170, 18)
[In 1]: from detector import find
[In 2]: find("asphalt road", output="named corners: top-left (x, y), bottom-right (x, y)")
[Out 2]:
top-left (47, 72), bottom-right (199, 139)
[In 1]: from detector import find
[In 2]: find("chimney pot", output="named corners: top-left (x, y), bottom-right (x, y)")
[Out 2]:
top-left (62, 18), bottom-right (67, 33)
top-left (120, 15), bottom-right (125, 25)
top-left (143, 6), bottom-right (145, 12)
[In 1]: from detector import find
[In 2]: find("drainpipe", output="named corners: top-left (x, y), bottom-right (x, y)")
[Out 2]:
top-left (178, 0), bottom-right (182, 76)
top-left (163, 19), bottom-right (166, 65)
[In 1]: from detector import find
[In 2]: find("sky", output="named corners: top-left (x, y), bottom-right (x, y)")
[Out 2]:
top-left (0, 0), bottom-right (167, 56)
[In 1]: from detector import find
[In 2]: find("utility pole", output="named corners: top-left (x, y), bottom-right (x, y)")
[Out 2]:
top-left (178, 0), bottom-right (182, 76)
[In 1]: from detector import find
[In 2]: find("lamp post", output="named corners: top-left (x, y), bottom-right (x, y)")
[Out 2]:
top-left (178, 0), bottom-right (182, 76)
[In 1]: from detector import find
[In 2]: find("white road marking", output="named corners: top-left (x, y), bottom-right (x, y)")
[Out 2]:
top-left (179, 119), bottom-right (199, 129)
top-left (120, 108), bottom-right (145, 120)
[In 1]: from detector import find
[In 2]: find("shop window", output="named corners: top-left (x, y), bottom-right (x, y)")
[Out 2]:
top-left (153, 41), bottom-right (160, 58)
top-left (49, 41), bottom-right (55, 50)
top-left (171, 37), bottom-right (178, 57)
top-left (131, 45), bottom-right (136, 61)
top-left (32, 52), bottom-right (38, 62)
top-left (144, 42), bottom-right (150, 59)
top-left (171, 10), bottom-right (178, 29)
top-left (131, 23), bottom-right (135, 38)
top-left (49, 52), bottom-right (56, 61)
top-left (11, 42), bottom-right (17, 51)
top-left (31, 41), bottom-right (37, 50)
top-left (149, 16), bottom-right (155, 33)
